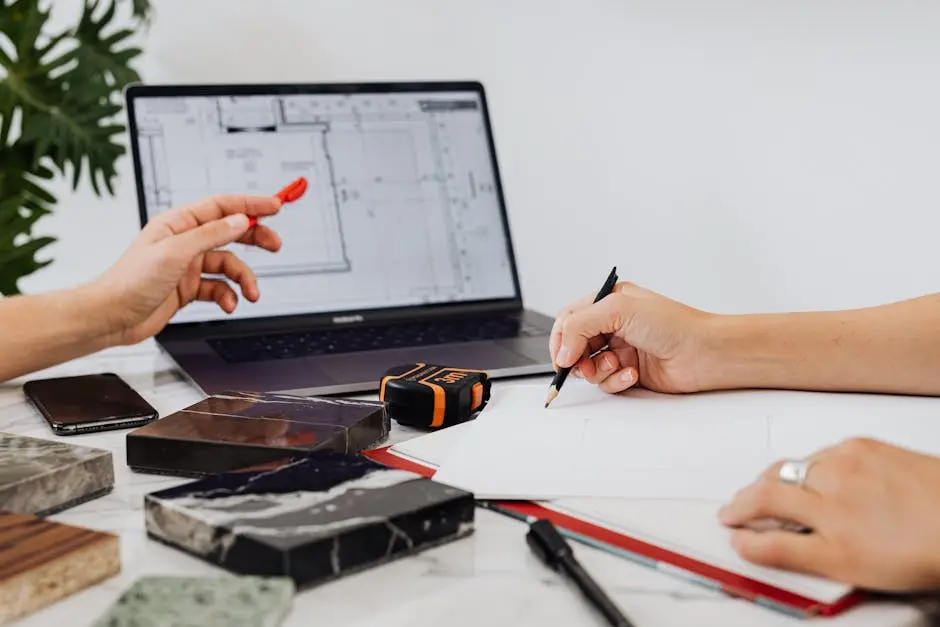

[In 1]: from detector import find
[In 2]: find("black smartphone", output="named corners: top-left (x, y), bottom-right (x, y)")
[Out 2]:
top-left (23, 372), bottom-right (158, 435)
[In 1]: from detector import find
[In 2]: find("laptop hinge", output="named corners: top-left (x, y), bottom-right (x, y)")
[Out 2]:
top-left (158, 299), bottom-right (523, 341)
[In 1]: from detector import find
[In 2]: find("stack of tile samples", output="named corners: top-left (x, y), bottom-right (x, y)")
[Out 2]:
top-left (145, 451), bottom-right (476, 588)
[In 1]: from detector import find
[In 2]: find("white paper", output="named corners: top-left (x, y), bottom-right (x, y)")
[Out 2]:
top-left (544, 498), bottom-right (853, 604)
top-left (393, 424), bottom-right (856, 603)
top-left (432, 379), bottom-right (940, 501)
top-left (389, 420), bottom-right (476, 469)
top-left (389, 382), bottom-right (547, 468)
top-left (401, 380), bottom-right (940, 604)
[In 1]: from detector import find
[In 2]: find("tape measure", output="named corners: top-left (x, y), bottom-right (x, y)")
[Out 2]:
top-left (379, 363), bottom-right (491, 429)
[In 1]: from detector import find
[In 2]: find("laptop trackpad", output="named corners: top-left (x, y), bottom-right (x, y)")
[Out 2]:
top-left (317, 342), bottom-right (536, 383)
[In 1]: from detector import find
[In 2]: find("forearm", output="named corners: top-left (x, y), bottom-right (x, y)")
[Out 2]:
top-left (705, 294), bottom-right (940, 395)
top-left (0, 284), bottom-right (118, 382)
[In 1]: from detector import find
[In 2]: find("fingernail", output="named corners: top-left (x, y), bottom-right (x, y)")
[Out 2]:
top-left (572, 367), bottom-right (582, 378)
top-left (603, 354), bottom-right (617, 370)
top-left (557, 347), bottom-right (570, 365)
top-left (225, 214), bottom-right (249, 231)
top-left (620, 370), bottom-right (633, 384)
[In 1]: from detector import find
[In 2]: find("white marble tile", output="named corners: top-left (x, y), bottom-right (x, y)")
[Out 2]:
top-left (0, 349), bottom-right (933, 626)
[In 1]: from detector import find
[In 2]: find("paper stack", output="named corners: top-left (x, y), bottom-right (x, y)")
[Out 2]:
top-left (374, 379), bottom-right (940, 616)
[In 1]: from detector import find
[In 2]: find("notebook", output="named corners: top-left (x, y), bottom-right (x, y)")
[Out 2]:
top-left (431, 380), bottom-right (940, 501)
top-left (358, 379), bottom-right (940, 617)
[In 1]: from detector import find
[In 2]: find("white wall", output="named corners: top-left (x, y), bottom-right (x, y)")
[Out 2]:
top-left (23, 0), bottom-right (940, 319)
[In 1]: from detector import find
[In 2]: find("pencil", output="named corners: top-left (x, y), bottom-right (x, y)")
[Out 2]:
top-left (544, 266), bottom-right (619, 408)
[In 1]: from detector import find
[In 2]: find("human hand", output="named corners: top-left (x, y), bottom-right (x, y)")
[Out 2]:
top-left (719, 438), bottom-right (940, 591)
top-left (91, 194), bottom-right (283, 345)
top-left (550, 281), bottom-right (714, 394)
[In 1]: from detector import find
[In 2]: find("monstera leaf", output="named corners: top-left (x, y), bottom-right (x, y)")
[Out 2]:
top-left (0, 148), bottom-right (56, 295)
top-left (0, 0), bottom-right (149, 295)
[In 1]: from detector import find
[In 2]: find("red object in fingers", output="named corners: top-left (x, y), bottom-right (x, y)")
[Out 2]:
top-left (275, 176), bottom-right (308, 203)
top-left (247, 177), bottom-right (308, 229)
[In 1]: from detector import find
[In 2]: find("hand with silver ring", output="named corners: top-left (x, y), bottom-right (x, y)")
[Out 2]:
top-left (776, 457), bottom-right (814, 488)
top-left (718, 438), bottom-right (940, 591)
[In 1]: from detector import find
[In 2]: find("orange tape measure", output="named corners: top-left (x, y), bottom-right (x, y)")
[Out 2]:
top-left (379, 363), bottom-right (491, 429)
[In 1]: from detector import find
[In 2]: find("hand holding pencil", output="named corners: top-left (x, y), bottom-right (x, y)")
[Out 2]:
top-left (548, 270), bottom-right (711, 399)
top-left (545, 266), bottom-right (618, 407)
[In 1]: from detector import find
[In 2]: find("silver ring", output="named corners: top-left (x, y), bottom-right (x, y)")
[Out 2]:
top-left (778, 458), bottom-right (813, 488)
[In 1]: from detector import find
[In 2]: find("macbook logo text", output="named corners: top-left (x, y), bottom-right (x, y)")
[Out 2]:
top-left (332, 314), bottom-right (364, 324)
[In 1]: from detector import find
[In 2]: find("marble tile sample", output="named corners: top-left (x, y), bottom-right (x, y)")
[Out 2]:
top-left (145, 452), bottom-right (475, 588)
top-left (0, 512), bottom-right (120, 625)
top-left (126, 391), bottom-right (390, 477)
top-left (90, 574), bottom-right (294, 627)
top-left (0, 432), bottom-right (114, 515)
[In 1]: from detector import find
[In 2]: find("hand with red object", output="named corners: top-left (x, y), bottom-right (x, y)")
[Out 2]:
top-left (98, 177), bottom-right (309, 345)
top-left (0, 178), bottom-right (318, 383)
top-left (248, 176), bottom-right (308, 229)
top-left (93, 193), bottom-right (284, 345)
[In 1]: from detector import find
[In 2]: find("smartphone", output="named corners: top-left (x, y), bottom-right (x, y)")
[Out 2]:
top-left (24, 372), bottom-right (158, 435)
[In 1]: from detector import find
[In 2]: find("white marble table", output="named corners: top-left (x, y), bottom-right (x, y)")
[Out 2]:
top-left (0, 342), bottom-right (935, 627)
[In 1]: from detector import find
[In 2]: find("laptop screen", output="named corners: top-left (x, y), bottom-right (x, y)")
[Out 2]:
top-left (128, 86), bottom-right (518, 325)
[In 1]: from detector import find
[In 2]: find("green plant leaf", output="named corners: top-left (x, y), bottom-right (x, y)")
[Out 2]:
top-left (129, 0), bottom-right (152, 22)
top-left (0, 0), bottom-right (146, 293)
top-left (0, 0), bottom-right (142, 195)
top-left (66, 0), bottom-right (143, 89)
top-left (0, 233), bottom-right (55, 295)
top-left (0, 156), bottom-right (57, 295)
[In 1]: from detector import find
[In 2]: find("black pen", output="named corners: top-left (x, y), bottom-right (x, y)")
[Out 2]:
top-left (526, 519), bottom-right (635, 627)
top-left (544, 266), bottom-right (619, 408)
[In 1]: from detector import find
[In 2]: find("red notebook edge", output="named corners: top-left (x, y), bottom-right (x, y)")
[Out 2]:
top-left (362, 445), bottom-right (866, 619)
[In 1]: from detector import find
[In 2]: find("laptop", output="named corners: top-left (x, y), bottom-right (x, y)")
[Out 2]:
top-left (125, 81), bottom-right (556, 396)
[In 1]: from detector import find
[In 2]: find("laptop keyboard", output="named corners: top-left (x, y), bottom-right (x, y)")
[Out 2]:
top-left (208, 315), bottom-right (546, 363)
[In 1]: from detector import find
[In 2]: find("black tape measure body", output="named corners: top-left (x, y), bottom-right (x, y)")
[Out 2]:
top-left (380, 363), bottom-right (491, 429)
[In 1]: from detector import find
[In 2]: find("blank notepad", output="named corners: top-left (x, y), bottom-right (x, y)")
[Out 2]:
top-left (390, 420), bottom-right (474, 469)
top-left (386, 379), bottom-right (940, 607)
top-left (432, 379), bottom-right (940, 502)
top-left (543, 498), bottom-right (854, 604)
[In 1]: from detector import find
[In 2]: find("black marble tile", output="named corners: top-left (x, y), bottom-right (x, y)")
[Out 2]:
top-left (0, 432), bottom-right (113, 516)
top-left (144, 452), bottom-right (475, 588)
top-left (126, 392), bottom-right (389, 477)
